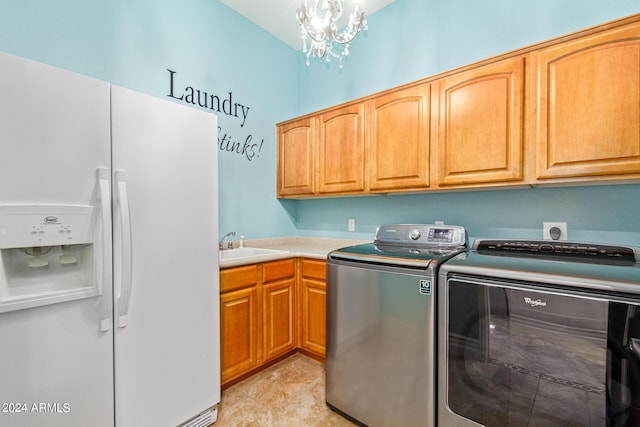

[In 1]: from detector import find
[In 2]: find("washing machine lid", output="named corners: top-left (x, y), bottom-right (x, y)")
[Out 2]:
top-left (329, 224), bottom-right (468, 269)
top-left (329, 242), bottom-right (462, 268)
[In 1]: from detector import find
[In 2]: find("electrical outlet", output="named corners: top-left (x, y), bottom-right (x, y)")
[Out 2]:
top-left (543, 222), bottom-right (567, 241)
top-left (348, 219), bottom-right (356, 232)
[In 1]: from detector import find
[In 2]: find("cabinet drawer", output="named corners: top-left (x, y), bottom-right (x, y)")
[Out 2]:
top-left (220, 264), bottom-right (259, 293)
top-left (263, 259), bottom-right (295, 283)
top-left (301, 259), bottom-right (326, 280)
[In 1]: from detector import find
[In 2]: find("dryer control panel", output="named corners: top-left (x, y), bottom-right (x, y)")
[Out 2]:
top-left (474, 239), bottom-right (639, 265)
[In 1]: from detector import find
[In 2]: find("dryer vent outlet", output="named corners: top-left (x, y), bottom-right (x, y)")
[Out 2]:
top-left (543, 222), bottom-right (567, 240)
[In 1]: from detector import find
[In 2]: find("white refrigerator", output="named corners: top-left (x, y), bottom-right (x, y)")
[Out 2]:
top-left (0, 52), bottom-right (220, 427)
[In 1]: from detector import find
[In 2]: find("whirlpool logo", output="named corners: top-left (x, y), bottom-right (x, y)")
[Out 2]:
top-left (523, 297), bottom-right (547, 307)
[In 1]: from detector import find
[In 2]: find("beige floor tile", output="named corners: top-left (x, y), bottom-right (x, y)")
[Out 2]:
top-left (215, 354), bottom-right (355, 427)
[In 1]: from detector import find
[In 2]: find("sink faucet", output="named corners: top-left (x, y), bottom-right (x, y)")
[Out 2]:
top-left (219, 231), bottom-right (236, 250)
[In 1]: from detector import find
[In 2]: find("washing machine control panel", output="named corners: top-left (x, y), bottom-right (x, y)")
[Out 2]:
top-left (375, 224), bottom-right (466, 247)
top-left (427, 227), bottom-right (462, 244)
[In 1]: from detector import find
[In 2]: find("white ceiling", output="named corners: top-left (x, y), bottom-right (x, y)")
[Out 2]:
top-left (219, 0), bottom-right (397, 50)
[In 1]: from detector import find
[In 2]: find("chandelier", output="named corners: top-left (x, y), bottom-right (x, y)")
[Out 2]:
top-left (296, 0), bottom-right (368, 67)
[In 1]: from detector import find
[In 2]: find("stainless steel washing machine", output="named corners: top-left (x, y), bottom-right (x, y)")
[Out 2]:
top-left (326, 224), bottom-right (467, 427)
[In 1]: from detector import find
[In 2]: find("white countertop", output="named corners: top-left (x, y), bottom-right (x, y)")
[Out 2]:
top-left (218, 236), bottom-right (369, 269)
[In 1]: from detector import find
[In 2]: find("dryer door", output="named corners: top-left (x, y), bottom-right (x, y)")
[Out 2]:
top-left (438, 275), bottom-right (639, 427)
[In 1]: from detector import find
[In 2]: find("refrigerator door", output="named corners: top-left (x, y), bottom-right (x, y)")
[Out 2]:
top-left (0, 52), bottom-right (113, 426)
top-left (111, 86), bottom-right (220, 426)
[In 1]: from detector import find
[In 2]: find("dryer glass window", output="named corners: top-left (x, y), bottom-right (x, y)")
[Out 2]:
top-left (445, 277), bottom-right (640, 427)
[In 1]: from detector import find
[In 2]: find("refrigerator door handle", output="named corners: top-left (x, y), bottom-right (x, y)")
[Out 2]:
top-left (115, 170), bottom-right (133, 328)
top-left (97, 168), bottom-right (113, 332)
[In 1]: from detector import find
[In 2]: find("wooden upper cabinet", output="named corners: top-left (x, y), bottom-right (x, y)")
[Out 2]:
top-left (277, 117), bottom-right (315, 197)
top-left (533, 21), bottom-right (640, 181)
top-left (317, 103), bottom-right (366, 194)
top-left (276, 15), bottom-right (640, 197)
top-left (436, 56), bottom-right (526, 187)
top-left (369, 84), bottom-right (431, 191)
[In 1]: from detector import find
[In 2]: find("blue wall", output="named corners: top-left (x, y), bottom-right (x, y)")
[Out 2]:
top-left (0, 0), bottom-right (300, 240)
top-left (298, 0), bottom-right (640, 113)
top-left (0, 0), bottom-right (116, 80)
top-left (1, 0), bottom-right (639, 245)
top-left (294, 0), bottom-right (640, 245)
top-left (295, 185), bottom-right (640, 245)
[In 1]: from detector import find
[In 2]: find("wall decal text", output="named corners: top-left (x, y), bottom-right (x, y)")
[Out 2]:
top-left (218, 126), bottom-right (264, 161)
top-left (166, 68), bottom-right (268, 163)
top-left (167, 69), bottom-right (250, 127)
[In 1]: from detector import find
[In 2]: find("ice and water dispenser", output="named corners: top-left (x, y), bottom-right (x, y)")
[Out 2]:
top-left (0, 205), bottom-right (101, 312)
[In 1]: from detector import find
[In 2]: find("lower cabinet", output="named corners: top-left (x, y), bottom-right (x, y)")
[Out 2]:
top-left (220, 259), bottom-right (295, 385)
top-left (220, 257), bottom-right (327, 386)
top-left (298, 258), bottom-right (327, 358)
top-left (220, 264), bottom-right (260, 385)
top-left (262, 260), bottom-right (296, 361)
top-left (220, 285), bottom-right (259, 384)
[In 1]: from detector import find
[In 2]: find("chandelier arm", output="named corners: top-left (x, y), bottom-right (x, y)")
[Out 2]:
top-left (331, 25), bottom-right (365, 44)
top-left (332, 28), bottom-right (360, 44)
top-left (296, 0), bottom-right (367, 66)
top-left (297, 10), bottom-right (329, 44)
top-left (306, 30), bottom-right (329, 43)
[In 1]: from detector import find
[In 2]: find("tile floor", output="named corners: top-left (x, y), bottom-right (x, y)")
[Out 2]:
top-left (215, 353), bottom-right (356, 427)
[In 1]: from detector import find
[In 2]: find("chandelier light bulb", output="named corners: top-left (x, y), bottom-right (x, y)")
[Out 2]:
top-left (297, 0), bottom-right (368, 68)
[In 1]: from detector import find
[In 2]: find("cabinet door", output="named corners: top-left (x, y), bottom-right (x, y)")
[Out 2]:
top-left (220, 286), bottom-right (259, 384)
top-left (263, 279), bottom-right (296, 361)
top-left (262, 260), bottom-right (296, 361)
top-left (299, 259), bottom-right (327, 357)
top-left (369, 84), bottom-right (431, 191)
top-left (317, 103), bottom-right (366, 194)
top-left (437, 56), bottom-right (526, 186)
top-left (534, 22), bottom-right (640, 180)
top-left (277, 117), bottom-right (315, 196)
